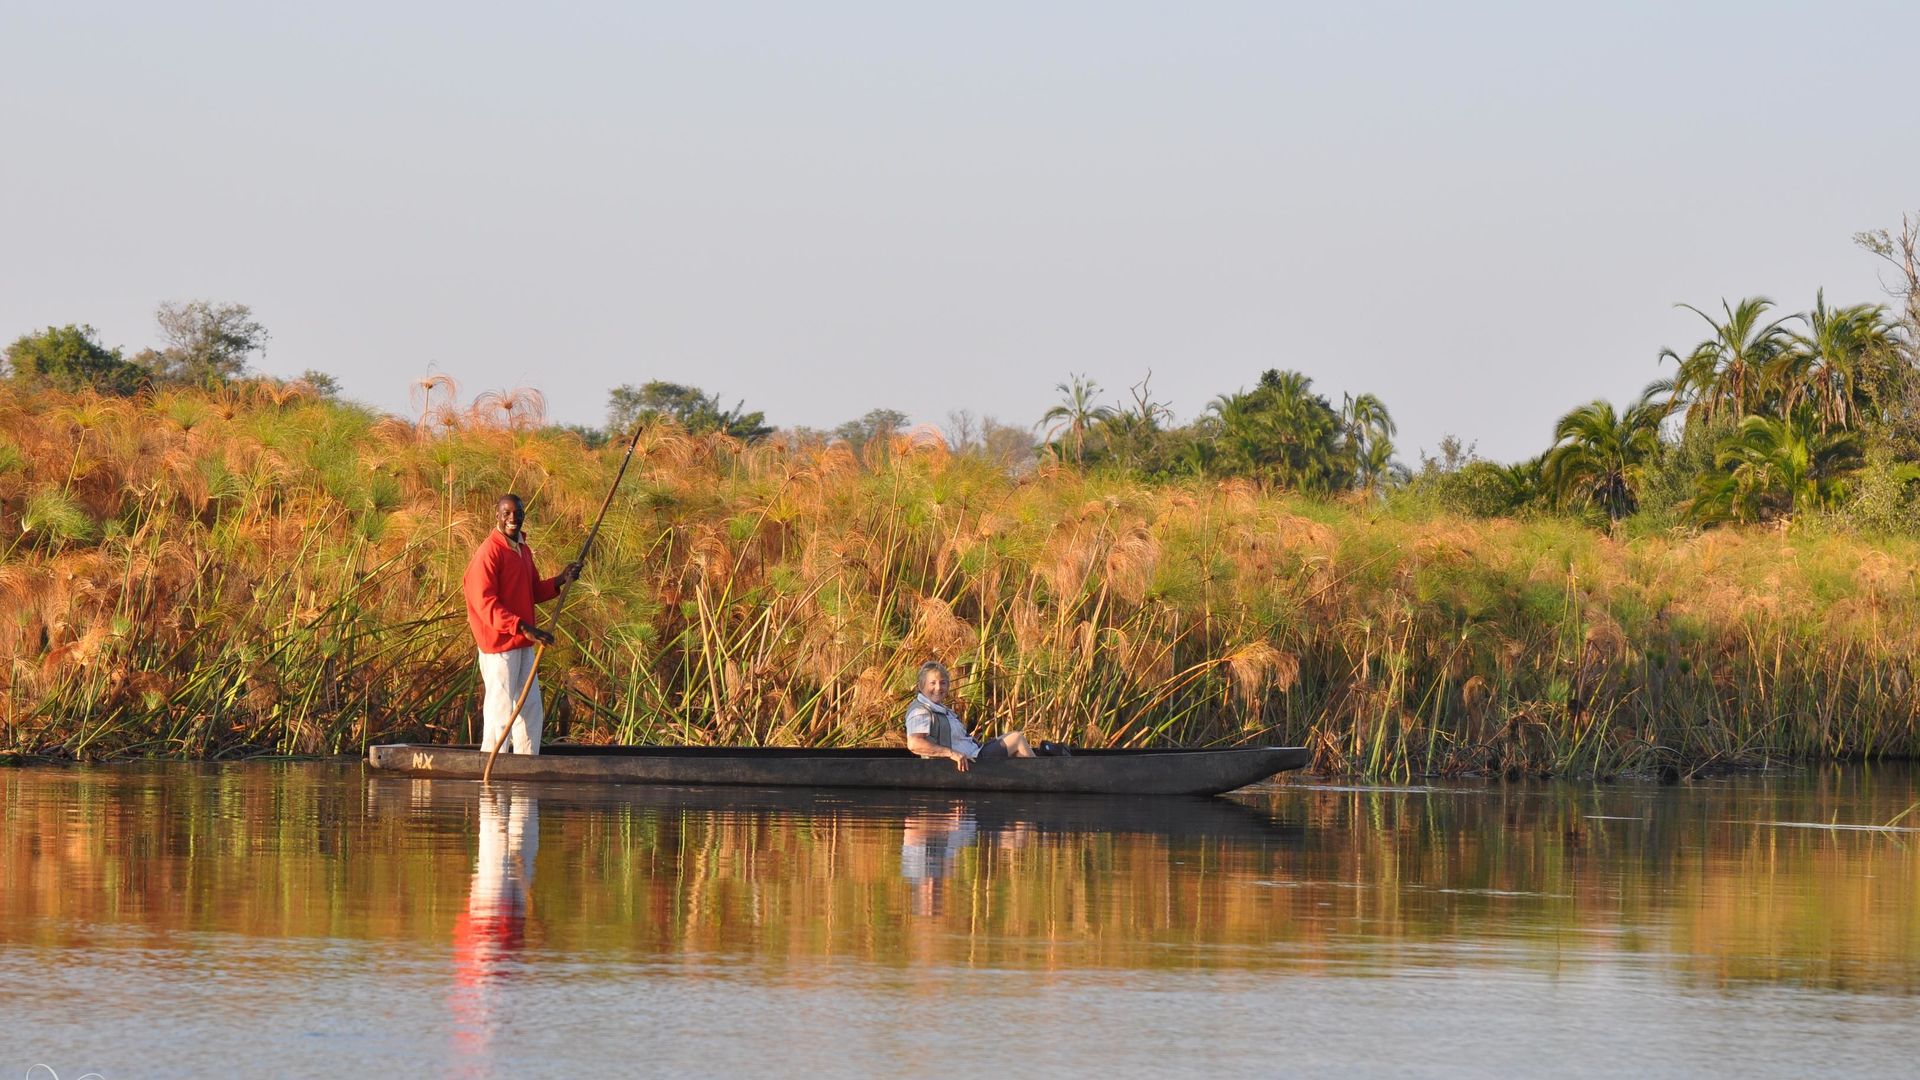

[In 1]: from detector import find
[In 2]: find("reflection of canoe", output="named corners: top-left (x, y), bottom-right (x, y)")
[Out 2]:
top-left (365, 744), bottom-right (1309, 796)
top-left (367, 777), bottom-right (1303, 842)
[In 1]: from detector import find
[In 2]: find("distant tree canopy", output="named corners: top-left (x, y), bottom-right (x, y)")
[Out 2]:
top-left (833, 408), bottom-right (909, 452)
top-left (607, 381), bottom-right (772, 441)
top-left (5, 303), bottom-right (274, 396)
top-left (1050, 369), bottom-right (1402, 496)
top-left (3, 324), bottom-right (151, 395)
top-left (134, 300), bottom-right (270, 385)
top-left (298, 369), bottom-right (342, 399)
top-left (1449, 241), bottom-right (1917, 529)
top-left (550, 423), bottom-right (611, 449)
top-left (1652, 289), bottom-right (1909, 524)
top-left (943, 409), bottom-right (1038, 470)
top-left (11, 213), bottom-right (1915, 536)
top-left (1201, 370), bottom-right (1369, 493)
top-left (1041, 375), bottom-right (1115, 465)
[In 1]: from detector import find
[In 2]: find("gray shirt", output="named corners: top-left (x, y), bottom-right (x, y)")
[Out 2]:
top-left (904, 694), bottom-right (982, 760)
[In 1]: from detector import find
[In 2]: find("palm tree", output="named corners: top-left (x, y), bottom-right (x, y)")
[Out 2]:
top-left (1208, 370), bottom-right (1350, 492)
top-left (1497, 455), bottom-right (1546, 511)
top-left (1041, 374), bottom-right (1115, 465)
top-left (1661, 297), bottom-right (1791, 427)
top-left (1344, 392), bottom-right (1396, 443)
top-left (1694, 408), bottom-right (1863, 523)
top-left (1777, 292), bottom-right (1896, 431)
top-left (1356, 436), bottom-right (1406, 491)
top-left (1343, 392), bottom-right (1400, 492)
top-left (1542, 384), bottom-right (1671, 525)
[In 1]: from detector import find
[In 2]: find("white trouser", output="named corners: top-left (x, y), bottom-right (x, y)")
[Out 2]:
top-left (472, 787), bottom-right (538, 914)
top-left (477, 646), bottom-right (543, 755)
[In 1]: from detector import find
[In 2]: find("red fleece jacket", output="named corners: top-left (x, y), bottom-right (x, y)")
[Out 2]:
top-left (463, 530), bottom-right (561, 653)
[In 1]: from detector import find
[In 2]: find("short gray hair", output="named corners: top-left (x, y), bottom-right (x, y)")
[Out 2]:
top-left (916, 661), bottom-right (950, 691)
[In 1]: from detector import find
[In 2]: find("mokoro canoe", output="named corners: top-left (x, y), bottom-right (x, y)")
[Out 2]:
top-left (364, 743), bottom-right (1310, 796)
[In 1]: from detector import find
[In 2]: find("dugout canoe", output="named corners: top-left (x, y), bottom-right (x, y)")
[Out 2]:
top-left (364, 743), bottom-right (1310, 796)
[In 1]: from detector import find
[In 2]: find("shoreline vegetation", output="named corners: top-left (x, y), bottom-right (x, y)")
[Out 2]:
top-left (4, 218), bottom-right (1920, 778)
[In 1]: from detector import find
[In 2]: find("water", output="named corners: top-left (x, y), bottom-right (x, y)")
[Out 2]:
top-left (4, 762), bottom-right (1919, 1078)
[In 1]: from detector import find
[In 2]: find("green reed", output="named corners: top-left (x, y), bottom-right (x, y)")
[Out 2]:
top-left (4, 381), bottom-right (1920, 776)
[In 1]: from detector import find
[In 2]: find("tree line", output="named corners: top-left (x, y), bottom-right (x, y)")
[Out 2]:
top-left (0, 301), bottom-right (343, 397)
top-left (1425, 217), bottom-right (1920, 529)
top-left (584, 216), bottom-right (1920, 527)
top-left (9, 214), bottom-right (1918, 530)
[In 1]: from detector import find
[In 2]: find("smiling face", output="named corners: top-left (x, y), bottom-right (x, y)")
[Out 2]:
top-left (495, 496), bottom-right (524, 540)
top-left (918, 666), bottom-right (949, 704)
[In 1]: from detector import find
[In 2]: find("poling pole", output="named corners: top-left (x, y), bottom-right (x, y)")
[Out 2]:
top-left (481, 424), bottom-right (645, 783)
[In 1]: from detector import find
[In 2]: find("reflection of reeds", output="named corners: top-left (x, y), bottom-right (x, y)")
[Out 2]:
top-left (6, 767), bottom-right (1918, 992)
top-left (6, 382), bottom-right (1920, 774)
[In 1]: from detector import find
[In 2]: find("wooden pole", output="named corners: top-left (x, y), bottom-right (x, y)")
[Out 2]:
top-left (481, 424), bottom-right (645, 783)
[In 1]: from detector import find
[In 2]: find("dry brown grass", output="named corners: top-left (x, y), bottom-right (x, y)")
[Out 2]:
top-left (5, 381), bottom-right (1920, 774)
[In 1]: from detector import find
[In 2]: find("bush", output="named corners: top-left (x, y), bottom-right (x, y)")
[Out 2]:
top-left (1835, 452), bottom-right (1920, 535)
top-left (1635, 422), bottom-right (1721, 522)
top-left (3, 325), bottom-right (150, 395)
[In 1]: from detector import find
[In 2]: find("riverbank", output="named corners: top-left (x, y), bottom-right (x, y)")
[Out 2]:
top-left (6, 383), bottom-right (1920, 776)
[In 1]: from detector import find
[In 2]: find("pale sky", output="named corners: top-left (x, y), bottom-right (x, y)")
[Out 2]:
top-left (3, 1), bottom-right (1916, 462)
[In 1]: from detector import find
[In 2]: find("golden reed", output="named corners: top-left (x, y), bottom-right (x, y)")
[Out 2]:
top-left (4, 381), bottom-right (1917, 776)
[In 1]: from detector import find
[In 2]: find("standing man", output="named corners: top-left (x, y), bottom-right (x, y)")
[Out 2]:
top-left (463, 494), bottom-right (579, 755)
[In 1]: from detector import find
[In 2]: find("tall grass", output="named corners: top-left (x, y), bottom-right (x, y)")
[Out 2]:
top-left (5, 381), bottom-right (1920, 776)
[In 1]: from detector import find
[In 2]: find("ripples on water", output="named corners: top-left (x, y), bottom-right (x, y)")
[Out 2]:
top-left (3, 763), bottom-right (1919, 1078)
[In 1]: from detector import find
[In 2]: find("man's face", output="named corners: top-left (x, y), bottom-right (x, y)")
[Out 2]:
top-left (495, 498), bottom-right (524, 539)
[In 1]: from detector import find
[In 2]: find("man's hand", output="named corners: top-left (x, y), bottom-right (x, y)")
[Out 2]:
top-left (520, 621), bottom-right (556, 647)
top-left (559, 561), bottom-right (583, 586)
top-left (952, 751), bottom-right (971, 773)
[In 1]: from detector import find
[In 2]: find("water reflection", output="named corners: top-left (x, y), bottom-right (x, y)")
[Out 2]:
top-left (900, 807), bottom-right (976, 916)
top-left (3, 766), bottom-right (1917, 991)
top-left (449, 788), bottom-right (537, 1070)
top-left (4, 763), bottom-right (1920, 1075)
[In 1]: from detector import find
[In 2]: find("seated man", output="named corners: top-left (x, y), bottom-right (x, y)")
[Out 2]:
top-left (904, 661), bottom-right (1035, 772)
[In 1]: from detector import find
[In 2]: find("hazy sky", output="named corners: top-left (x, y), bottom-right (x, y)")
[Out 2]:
top-left (4, 1), bottom-right (1916, 462)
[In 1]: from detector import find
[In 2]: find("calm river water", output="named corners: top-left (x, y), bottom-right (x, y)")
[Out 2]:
top-left (3, 762), bottom-right (1919, 1078)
